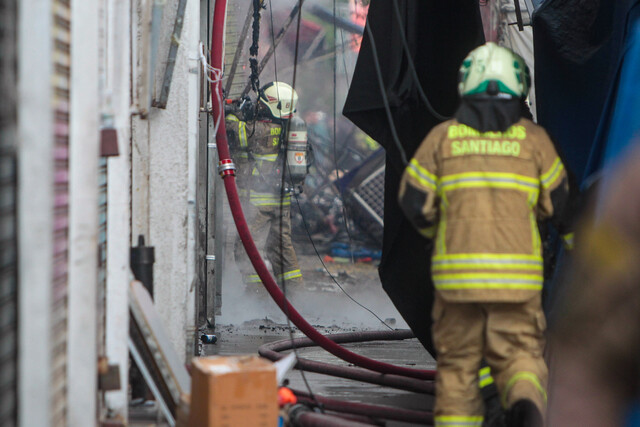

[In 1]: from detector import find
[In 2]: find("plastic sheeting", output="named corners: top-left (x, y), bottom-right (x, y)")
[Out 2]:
top-left (593, 20), bottom-right (640, 215)
top-left (533, 0), bottom-right (640, 182)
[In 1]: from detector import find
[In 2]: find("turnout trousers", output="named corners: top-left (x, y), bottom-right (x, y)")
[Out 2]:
top-left (234, 203), bottom-right (303, 288)
top-left (432, 293), bottom-right (548, 426)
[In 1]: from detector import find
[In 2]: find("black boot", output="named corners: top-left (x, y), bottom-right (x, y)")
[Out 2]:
top-left (506, 399), bottom-right (543, 427)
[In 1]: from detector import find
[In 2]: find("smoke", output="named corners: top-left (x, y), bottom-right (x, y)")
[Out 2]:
top-left (217, 266), bottom-right (289, 325)
top-left (217, 257), bottom-right (408, 330)
top-left (216, 0), bottom-right (402, 331)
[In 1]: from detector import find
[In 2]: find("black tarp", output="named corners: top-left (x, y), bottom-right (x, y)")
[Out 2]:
top-left (343, 0), bottom-right (484, 353)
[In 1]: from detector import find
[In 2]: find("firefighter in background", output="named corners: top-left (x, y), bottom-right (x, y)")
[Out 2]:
top-left (398, 43), bottom-right (574, 427)
top-left (227, 81), bottom-right (306, 290)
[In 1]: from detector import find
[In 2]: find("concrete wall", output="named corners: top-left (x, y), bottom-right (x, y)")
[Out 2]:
top-left (131, 0), bottom-right (201, 363)
top-left (17, 1), bottom-right (53, 425)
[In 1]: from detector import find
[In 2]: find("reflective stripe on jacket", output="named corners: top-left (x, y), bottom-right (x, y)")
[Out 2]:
top-left (226, 114), bottom-right (251, 190)
top-left (399, 118), bottom-right (570, 302)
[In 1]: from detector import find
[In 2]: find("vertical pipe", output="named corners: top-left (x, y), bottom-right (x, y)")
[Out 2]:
top-left (186, 0), bottom-right (201, 358)
top-left (130, 235), bottom-right (155, 296)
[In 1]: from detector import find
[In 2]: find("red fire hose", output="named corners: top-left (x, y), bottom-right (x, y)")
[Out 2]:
top-left (293, 392), bottom-right (433, 425)
top-left (210, 0), bottom-right (435, 381)
top-left (259, 331), bottom-right (434, 394)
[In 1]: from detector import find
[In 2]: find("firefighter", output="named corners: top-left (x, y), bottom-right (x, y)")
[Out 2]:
top-left (229, 81), bottom-right (305, 291)
top-left (398, 43), bottom-right (574, 427)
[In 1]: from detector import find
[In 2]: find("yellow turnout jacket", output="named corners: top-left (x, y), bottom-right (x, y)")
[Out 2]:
top-left (399, 118), bottom-right (571, 302)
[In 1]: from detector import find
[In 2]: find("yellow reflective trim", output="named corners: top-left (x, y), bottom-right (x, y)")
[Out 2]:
top-left (406, 158), bottom-right (437, 191)
top-left (502, 372), bottom-right (547, 408)
top-left (433, 262), bottom-right (543, 271)
top-left (250, 195), bottom-right (291, 201)
top-left (479, 375), bottom-right (494, 388)
top-left (434, 415), bottom-right (484, 426)
top-left (435, 191), bottom-right (449, 254)
top-left (250, 201), bottom-right (291, 207)
top-left (435, 283), bottom-right (543, 291)
top-left (433, 253), bottom-right (542, 261)
top-left (478, 366), bottom-right (494, 388)
top-left (434, 273), bottom-right (543, 290)
top-left (245, 274), bottom-right (262, 283)
top-left (239, 122), bottom-right (248, 147)
top-left (563, 232), bottom-right (575, 250)
top-left (442, 172), bottom-right (538, 185)
top-left (541, 157), bottom-right (564, 189)
top-left (527, 190), bottom-right (537, 209)
top-left (278, 269), bottom-right (302, 280)
top-left (226, 114), bottom-right (248, 147)
top-left (530, 211), bottom-right (541, 254)
top-left (253, 154), bottom-right (278, 161)
top-left (433, 255), bottom-right (543, 271)
top-left (440, 172), bottom-right (539, 194)
top-left (434, 273), bottom-right (543, 280)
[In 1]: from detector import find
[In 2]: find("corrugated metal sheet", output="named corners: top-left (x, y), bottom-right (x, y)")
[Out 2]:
top-left (52, 0), bottom-right (71, 425)
top-left (0, 0), bottom-right (18, 424)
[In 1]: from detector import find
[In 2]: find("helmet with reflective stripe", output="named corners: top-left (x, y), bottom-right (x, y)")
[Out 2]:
top-left (259, 81), bottom-right (298, 119)
top-left (458, 42), bottom-right (531, 98)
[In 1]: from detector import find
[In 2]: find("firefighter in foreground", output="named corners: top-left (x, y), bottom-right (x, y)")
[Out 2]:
top-left (226, 81), bottom-right (307, 291)
top-left (546, 145), bottom-right (640, 426)
top-left (398, 43), bottom-right (573, 427)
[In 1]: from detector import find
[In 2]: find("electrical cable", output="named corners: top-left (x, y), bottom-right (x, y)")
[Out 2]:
top-left (362, 21), bottom-right (408, 166)
top-left (332, 0), bottom-right (356, 266)
top-left (278, 0), bottom-right (393, 330)
top-left (291, 195), bottom-right (394, 330)
top-left (266, 0), bottom-right (368, 324)
top-left (266, 0), bottom-right (319, 406)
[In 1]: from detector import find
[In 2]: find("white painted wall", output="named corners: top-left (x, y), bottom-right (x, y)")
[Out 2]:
top-left (104, 0), bottom-right (133, 417)
top-left (131, 0), bottom-right (201, 362)
top-left (185, 0), bottom-right (201, 359)
top-left (67, 0), bottom-right (100, 425)
top-left (17, 1), bottom-right (53, 426)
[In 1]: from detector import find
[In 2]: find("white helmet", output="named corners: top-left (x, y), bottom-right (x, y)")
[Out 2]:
top-left (458, 42), bottom-right (531, 98)
top-left (259, 81), bottom-right (298, 119)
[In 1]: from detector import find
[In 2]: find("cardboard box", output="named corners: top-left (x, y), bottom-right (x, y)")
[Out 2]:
top-left (187, 355), bottom-right (278, 427)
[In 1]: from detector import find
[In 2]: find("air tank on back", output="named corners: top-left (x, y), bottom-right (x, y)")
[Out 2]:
top-left (285, 116), bottom-right (308, 186)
